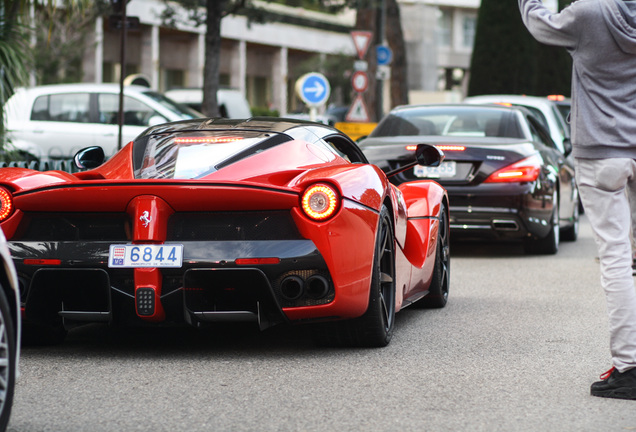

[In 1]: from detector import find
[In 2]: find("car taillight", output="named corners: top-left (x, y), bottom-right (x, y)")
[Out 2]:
top-left (174, 136), bottom-right (243, 144)
top-left (406, 145), bottom-right (465, 152)
top-left (0, 188), bottom-right (13, 221)
top-left (235, 258), bottom-right (280, 265)
top-left (301, 183), bottom-right (339, 221)
top-left (435, 145), bottom-right (466, 152)
top-left (484, 155), bottom-right (542, 183)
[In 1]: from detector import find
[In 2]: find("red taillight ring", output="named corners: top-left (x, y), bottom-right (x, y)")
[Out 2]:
top-left (0, 188), bottom-right (13, 222)
top-left (301, 183), bottom-right (339, 221)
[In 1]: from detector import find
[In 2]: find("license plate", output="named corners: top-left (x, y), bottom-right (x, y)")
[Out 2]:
top-left (413, 161), bottom-right (457, 178)
top-left (108, 244), bottom-right (183, 268)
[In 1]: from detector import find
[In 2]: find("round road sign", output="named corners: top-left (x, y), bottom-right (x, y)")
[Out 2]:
top-left (295, 73), bottom-right (331, 107)
top-left (351, 71), bottom-right (369, 93)
top-left (376, 45), bottom-right (393, 66)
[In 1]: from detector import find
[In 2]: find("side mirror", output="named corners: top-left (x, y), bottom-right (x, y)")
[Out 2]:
top-left (386, 144), bottom-right (445, 178)
top-left (74, 146), bottom-right (105, 170)
top-left (415, 143), bottom-right (444, 167)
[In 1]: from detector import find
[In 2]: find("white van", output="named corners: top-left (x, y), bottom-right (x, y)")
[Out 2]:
top-left (165, 88), bottom-right (252, 119)
top-left (3, 83), bottom-right (202, 161)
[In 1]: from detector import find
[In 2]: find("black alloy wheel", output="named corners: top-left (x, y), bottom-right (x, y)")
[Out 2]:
top-left (524, 190), bottom-right (560, 255)
top-left (417, 202), bottom-right (450, 308)
top-left (313, 205), bottom-right (396, 347)
top-left (561, 191), bottom-right (580, 242)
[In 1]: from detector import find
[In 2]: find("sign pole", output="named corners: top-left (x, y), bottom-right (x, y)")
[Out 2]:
top-left (117, 0), bottom-right (127, 151)
top-left (376, 0), bottom-right (387, 121)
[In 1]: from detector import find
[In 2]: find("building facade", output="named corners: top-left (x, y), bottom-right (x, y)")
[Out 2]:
top-left (79, 0), bottom-right (494, 115)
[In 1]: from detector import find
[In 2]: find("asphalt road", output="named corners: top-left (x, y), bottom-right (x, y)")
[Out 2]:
top-left (8, 215), bottom-right (636, 432)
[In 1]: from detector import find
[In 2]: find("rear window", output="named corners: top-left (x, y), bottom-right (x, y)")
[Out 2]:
top-left (370, 106), bottom-right (524, 139)
top-left (31, 93), bottom-right (91, 123)
top-left (133, 131), bottom-right (291, 179)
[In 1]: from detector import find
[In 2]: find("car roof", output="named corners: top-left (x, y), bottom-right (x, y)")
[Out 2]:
top-left (463, 94), bottom-right (570, 109)
top-left (387, 103), bottom-right (528, 114)
top-left (12, 83), bottom-right (154, 97)
top-left (139, 116), bottom-right (343, 137)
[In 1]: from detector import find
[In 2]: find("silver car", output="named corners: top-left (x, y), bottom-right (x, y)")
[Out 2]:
top-left (464, 94), bottom-right (571, 155)
top-left (3, 83), bottom-right (201, 161)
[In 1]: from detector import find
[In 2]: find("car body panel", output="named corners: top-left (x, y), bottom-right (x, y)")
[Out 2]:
top-left (0, 118), bottom-right (447, 341)
top-left (359, 104), bottom-right (578, 249)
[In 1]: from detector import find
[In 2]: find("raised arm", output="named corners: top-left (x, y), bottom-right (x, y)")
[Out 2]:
top-left (519, 0), bottom-right (581, 49)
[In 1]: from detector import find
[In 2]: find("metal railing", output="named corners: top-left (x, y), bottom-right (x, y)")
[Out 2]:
top-left (0, 159), bottom-right (78, 173)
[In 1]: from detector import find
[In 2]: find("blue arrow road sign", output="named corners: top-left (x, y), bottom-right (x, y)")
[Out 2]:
top-left (297, 73), bottom-right (331, 106)
top-left (376, 45), bottom-right (393, 66)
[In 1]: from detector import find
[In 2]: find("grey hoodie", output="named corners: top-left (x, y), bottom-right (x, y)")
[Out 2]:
top-left (519, 0), bottom-right (636, 158)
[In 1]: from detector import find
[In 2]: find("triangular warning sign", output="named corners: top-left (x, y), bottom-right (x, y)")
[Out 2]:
top-left (351, 31), bottom-right (373, 60)
top-left (345, 95), bottom-right (370, 123)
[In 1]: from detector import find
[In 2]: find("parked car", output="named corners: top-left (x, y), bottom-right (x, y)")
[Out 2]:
top-left (0, 117), bottom-right (449, 347)
top-left (283, 112), bottom-right (337, 125)
top-left (546, 94), bottom-right (572, 133)
top-left (164, 87), bottom-right (252, 119)
top-left (359, 104), bottom-right (580, 254)
top-left (0, 226), bottom-right (21, 431)
top-left (3, 83), bottom-right (202, 161)
top-left (463, 94), bottom-right (572, 154)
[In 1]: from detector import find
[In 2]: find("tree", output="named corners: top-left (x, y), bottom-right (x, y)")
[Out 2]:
top-left (468, 0), bottom-right (574, 97)
top-left (533, 0), bottom-right (573, 96)
top-left (385, 0), bottom-right (407, 111)
top-left (353, 0), bottom-right (408, 121)
top-left (0, 1), bottom-right (32, 153)
top-left (468, 0), bottom-right (536, 96)
top-left (33, 0), bottom-right (109, 84)
top-left (1, 0), bottom-right (99, 155)
top-left (161, 0), bottom-right (352, 117)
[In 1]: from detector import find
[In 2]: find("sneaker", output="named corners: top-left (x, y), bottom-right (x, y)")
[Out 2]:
top-left (590, 367), bottom-right (636, 400)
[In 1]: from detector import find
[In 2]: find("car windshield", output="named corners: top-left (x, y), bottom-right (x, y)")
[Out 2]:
top-left (142, 91), bottom-right (202, 120)
top-left (370, 106), bottom-right (524, 139)
top-left (134, 131), bottom-right (290, 179)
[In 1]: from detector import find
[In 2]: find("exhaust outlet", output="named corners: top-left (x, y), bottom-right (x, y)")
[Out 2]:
top-left (492, 219), bottom-right (519, 231)
top-left (305, 275), bottom-right (329, 299)
top-left (280, 276), bottom-right (304, 301)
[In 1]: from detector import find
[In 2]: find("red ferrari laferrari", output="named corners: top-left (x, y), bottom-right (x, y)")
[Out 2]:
top-left (0, 118), bottom-right (449, 347)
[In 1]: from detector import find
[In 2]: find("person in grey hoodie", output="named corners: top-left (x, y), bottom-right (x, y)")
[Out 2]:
top-left (519, 0), bottom-right (636, 400)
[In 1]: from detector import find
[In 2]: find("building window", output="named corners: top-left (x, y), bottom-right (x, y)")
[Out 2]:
top-left (165, 69), bottom-right (185, 90)
top-left (437, 8), bottom-right (452, 48)
top-left (462, 15), bottom-right (477, 49)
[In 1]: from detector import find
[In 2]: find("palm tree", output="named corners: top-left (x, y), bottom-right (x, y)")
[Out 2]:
top-left (0, 1), bottom-right (32, 151)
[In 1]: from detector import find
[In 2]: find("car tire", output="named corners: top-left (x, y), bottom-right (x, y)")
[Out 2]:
top-left (416, 202), bottom-right (450, 309)
top-left (313, 205), bottom-right (396, 347)
top-left (524, 190), bottom-right (560, 255)
top-left (560, 193), bottom-right (580, 242)
top-left (0, 286), bottom-right (17, 432)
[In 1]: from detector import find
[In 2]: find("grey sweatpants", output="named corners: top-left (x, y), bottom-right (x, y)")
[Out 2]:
top-left (575, 157), bottom-right (636, 372)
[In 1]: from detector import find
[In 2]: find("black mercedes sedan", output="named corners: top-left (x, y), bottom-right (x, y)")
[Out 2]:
top-left (359, 104), bottom-right (580, 254)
